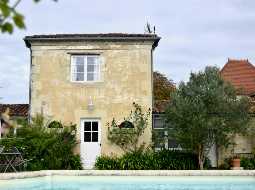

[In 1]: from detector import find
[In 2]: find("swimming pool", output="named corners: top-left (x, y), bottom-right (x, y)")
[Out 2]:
top-left (0, 175), bottom-right (255, 190)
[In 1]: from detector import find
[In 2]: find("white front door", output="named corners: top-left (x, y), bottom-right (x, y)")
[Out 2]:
top-left (80, 119), bottom-right (101, 169)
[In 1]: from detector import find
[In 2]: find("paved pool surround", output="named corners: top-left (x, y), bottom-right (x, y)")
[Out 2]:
top-left (0, 170), bottom-right (255, 180)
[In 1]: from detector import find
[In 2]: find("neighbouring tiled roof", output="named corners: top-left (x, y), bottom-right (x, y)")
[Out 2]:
top-left (24, 33), bottom-right (161, 48)
top-left (153, 100), bottom-right (170, 113)
top-left (0, 104), bottom-right (29, 117)
top-left (220, 59), bottom-right (255, 96)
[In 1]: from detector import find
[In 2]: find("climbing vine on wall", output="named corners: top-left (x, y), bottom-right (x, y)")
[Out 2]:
top-left (107, 103), bottom-right (151, 152)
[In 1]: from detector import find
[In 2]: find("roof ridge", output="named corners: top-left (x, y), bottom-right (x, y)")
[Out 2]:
top-left (221, 58), bottom-right (255, 73)
top-left (228, 58), bottom-right (249, 62)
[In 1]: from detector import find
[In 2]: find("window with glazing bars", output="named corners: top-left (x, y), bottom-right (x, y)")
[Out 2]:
top-left (71, 55), bottom-right (100, 82)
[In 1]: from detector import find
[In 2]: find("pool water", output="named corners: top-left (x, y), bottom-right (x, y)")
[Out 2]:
top-left (0, 176), bottom-right (255, 190)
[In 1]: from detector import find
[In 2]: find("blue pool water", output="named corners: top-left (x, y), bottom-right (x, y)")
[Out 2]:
top-left (0, 176), bottom-right (255, 190)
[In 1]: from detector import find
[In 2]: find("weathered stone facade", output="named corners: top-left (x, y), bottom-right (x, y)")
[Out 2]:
top-left (217, 105), bottom-right (255, 165)
top-left (24, 34), bottom-right (160, 158)
top-left (218, 118), bottom-right (255, 166)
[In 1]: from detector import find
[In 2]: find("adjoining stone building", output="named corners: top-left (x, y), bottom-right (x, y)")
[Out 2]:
top-left (24, 33), bottom-right (160, 168)
top-left (219, 59), bottom-right (255, 165)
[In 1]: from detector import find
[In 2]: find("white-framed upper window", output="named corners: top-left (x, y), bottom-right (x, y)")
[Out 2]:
top-left (71, 55), bottom-right (100, 82)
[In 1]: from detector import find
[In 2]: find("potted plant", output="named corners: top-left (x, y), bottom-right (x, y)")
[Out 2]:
top-left (231, 154), bottom-right (241, 168)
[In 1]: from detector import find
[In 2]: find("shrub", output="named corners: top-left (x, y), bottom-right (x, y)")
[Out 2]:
top-left (241, 157), bottom-right (255, 169)
top-left (95, 156), bottom-right (120, 170)
top-left (95, 150), bottom-right (210, 170)
top-left (0, 115), bottom-right (82, 171)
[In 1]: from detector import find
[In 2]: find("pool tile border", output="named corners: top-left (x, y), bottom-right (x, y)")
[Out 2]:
top-left (0, 170), bottom-right (255, 180)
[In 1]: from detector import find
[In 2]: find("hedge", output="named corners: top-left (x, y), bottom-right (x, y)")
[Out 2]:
top-left (95, 150), bottom-right (210, 170)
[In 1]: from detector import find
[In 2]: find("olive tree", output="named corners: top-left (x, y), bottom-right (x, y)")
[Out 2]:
top-left (165, 66), bottom-right (251, 169)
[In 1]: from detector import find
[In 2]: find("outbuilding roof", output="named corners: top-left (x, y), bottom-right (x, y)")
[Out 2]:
top-left (220, 59), bottom-right (255, 96)
top-left (24, 33), bottom-right (161, 49)
top-left (0, 104), bottom-right (29, 117)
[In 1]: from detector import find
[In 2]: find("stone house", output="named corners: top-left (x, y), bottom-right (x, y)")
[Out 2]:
top-left (24, 33), bottom-right (160, 168)
top-left (218, 59), bottom-right (255, 164)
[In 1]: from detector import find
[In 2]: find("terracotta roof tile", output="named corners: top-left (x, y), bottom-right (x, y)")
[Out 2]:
top-left (0, 104), bottom-right (29, 117)
top-left (220, 59), bottom-right (255, 95)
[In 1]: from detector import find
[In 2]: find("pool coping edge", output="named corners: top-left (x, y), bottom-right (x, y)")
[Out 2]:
top-left (1, 170), bottom-right (255, 180)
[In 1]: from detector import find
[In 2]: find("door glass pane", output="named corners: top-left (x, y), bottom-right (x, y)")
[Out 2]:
top-left (84, 132), bottom-right (91, 142)
top-left (84, 122), bottom-right (91, 131)
top-left (92, 122), bottom-right (98, 131)
top-left (92, 132), bottom-right (98, 142)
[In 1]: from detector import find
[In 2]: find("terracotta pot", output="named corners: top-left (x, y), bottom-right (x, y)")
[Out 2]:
top-left (232, 158), bottom-right (241, 168)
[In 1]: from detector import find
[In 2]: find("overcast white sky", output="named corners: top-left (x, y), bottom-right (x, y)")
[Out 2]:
top-left (0, 0), bottom-right (255, 103)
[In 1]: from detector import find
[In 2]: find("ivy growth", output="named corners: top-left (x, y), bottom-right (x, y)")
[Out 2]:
top-left (107, 103), bottom-right (151, 152)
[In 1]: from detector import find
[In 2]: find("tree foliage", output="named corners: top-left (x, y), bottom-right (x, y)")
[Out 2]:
top-left (107, 103), bottom-right (150, 152)
top-left (0, 0), bottom-right (57, 34)
top-left (153, 71), bottom-right (175, 101)
top-left (165, 66), bottom-right (251, 169)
